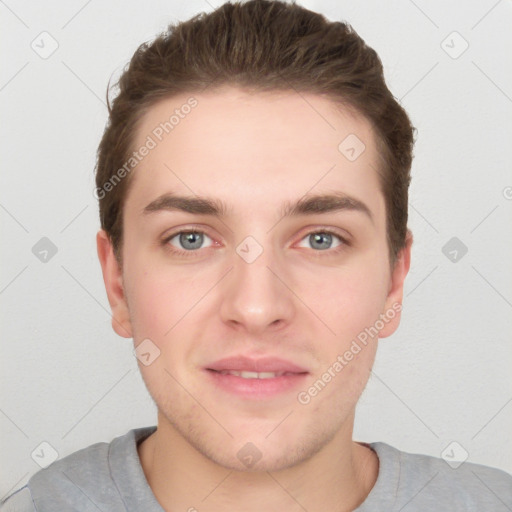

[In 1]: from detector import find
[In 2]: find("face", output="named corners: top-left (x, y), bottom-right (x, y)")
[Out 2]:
top-left (98, 86), bottom-right (411, 472)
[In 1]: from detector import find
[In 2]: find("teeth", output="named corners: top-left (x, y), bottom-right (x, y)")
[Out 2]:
top-left (218, 370), bottom-right (287, 379)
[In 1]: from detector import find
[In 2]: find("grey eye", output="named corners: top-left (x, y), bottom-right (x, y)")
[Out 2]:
top-left (297, 231), bottom-right (343, 251)
top-left (169, 231), bottom-right (213, 251)
top-left (309, 232), bottom-right (333, 250)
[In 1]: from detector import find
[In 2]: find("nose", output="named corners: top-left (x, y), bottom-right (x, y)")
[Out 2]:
top-left (219, 241), bottom-right (295, 335)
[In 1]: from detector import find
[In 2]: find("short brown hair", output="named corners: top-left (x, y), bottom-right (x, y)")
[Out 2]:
top-left (95, 0), bottom-right (416, 269)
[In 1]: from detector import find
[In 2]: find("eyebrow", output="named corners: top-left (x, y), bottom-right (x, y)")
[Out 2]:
top-left (142, 191), bottom-right (373, 223)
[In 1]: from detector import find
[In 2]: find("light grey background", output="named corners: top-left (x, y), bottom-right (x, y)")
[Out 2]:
top-left (1, 0), bottom-right (511, 499)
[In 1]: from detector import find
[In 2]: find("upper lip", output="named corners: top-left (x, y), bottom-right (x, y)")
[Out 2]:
top-left (206, 355), bottom-right (308, 373)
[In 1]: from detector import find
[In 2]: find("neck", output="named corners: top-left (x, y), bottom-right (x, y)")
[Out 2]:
top-left (138, 413), bottom-right (379, 512)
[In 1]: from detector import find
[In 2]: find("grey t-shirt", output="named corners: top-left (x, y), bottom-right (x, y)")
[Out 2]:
top-left (2, 426), bottom-right (511, 511)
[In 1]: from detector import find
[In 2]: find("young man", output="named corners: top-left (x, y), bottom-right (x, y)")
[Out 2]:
top-left (3, 1), bottom-right (511, 510)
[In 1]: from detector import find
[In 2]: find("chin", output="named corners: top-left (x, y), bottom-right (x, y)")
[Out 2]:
top-left (188, 420), bottom-right (339, 474)
top-left (205, 443), bottom-right (319, 473)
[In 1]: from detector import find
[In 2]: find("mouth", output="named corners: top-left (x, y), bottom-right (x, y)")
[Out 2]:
top-left (210, 370), bottom-right (303, 379)
top-left (204, 356), bottom-right (309, 399)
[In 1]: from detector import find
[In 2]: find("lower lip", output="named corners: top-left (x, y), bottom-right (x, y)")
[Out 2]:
top-left (205, 369), bottom-right (309, 399)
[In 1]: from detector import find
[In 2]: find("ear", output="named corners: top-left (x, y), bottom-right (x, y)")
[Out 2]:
top-left (378, 229), bottom-right (413, 339)
top-left (96, 229), bottom-right (133, 338)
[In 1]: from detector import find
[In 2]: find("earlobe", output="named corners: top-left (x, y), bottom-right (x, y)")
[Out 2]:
top-left (379, 229), bottom-right (413, 339)
top-left (96, 230), bottom-right (133, 338)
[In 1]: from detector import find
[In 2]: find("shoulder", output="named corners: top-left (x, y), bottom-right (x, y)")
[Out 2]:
top-left (370, 442), bottom-right (512, 511)
top-left (0, 487), bottom-right (35, 511)
top-left (1, 428), bottom-right (154, 512)
top-left (1, 439), bottom-right (111, 512)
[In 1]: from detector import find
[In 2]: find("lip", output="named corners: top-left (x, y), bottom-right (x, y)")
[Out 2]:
top-left (205, 355), bottom-right (309, 399)
top-left (206, 355), bottom-right (308, 373)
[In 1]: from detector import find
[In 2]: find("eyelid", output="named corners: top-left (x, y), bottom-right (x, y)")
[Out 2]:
top-left (161, 224), bottom-right (215, 240)
top-left (161, 225), bottom-right (350, 243)
top-left (295, 225), bottom-right (351, 244)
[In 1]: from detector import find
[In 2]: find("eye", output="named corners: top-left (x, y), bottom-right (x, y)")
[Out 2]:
top-left (161, 227), bottom-right (349, 257)
top-left (296, 230), bottom-right (348, 252)
top-left (164, 230), bottom-right (214, 253)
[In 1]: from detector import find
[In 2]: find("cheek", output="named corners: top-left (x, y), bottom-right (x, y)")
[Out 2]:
top-left (126, 264), bottom-right (208, 341)
top-left (128, 278), bottom-right (171, 339)
top-left (127, 270), bottom-right (201, 393)
top-left (302, 260), bottom-right (389, 346)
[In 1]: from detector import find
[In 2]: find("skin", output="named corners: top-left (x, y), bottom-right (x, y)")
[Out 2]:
top-left (97, 85), bottom-right (412, 512)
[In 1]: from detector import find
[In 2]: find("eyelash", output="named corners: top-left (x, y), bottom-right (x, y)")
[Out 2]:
top-left (161, 228), bottom-right (350, 258)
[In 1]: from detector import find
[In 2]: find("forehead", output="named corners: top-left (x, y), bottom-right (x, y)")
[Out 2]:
top-left (125, 86), bottom-right (385, 223)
